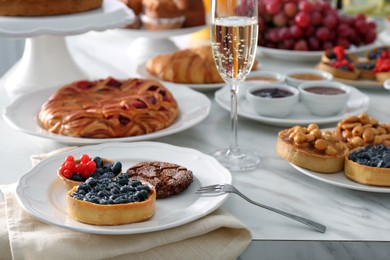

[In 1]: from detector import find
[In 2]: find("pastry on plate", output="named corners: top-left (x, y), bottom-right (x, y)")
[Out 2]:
top-left (141, 0), bottom-right (185, 30)
top-left (66, 176), bottom-right (156, 225)
top-left (126, 161), bottom-right (193, 198)
top-left (173, 0), bottom-right (206, 27)
top-left (38, 77), bottom-right (179, 138)
top-left (333, 113), bottom-right (390, 150)
top-left (146, 45), bottom-right (224, 84)
top-left (345, 145), bottom-right (390, 187)
top-left (0, 0), bottom-right (102, 16)
top-left (276, 123), bottom-right (349, 173)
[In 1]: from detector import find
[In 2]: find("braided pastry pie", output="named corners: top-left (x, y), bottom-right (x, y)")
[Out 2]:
top-left (39, 77), bottom-right (179, 138)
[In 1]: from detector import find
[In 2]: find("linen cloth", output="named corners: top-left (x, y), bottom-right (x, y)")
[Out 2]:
top-left (0, 148), bottom-right (252, 260)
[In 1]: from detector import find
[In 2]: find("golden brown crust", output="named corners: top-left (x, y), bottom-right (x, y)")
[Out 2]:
top-left (375, 72), bottom-right (390, 83)
top-left (316, 62), bottom-right (360, 80)
top-left (173, 0), bottom-right (205, 27)
top-left (0, 0), bottom-right (102, 16)
top-left (39, 77), bottom-right (179, 138)
top-left (146, 45), bottom-right (224, 84)
top-left (276, 125), bottom-right (348, 173)
top-left (66, 184), bottom-right (156, 225)
top-left (345, 151), bottom-right (390, 187)
top-left (142, 0), bottom-right (183, 18)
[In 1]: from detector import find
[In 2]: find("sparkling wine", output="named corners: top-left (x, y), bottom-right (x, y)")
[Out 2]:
top-left (211, 16), bottom-right (258, 83)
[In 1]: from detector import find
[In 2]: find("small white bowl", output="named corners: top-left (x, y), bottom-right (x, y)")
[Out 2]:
top-left (285, 68), bottom-right (333, 87)
top-left (247, 70), bottom-right (285, 83)
top-left (298, 81), bottom-right (352, 117)
top-left (245, 83), bottom-right (299, 118)
top-left (384, 79), bottom-right (390, 91)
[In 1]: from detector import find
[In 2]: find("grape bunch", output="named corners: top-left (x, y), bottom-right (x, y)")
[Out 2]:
top-left (258, 0), bottom-right (377, 51)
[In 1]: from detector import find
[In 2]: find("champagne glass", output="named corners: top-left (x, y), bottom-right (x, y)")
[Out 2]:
top-left (210, 0), bottom-right (260, 171)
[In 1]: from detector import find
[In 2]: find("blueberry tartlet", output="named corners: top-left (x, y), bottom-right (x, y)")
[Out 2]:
top-left (345, 145), bottom-right (390, 186)
top-left (58, 154), bottom-right (122, 190)
top-left (66, 175), bottom-right (156, 225)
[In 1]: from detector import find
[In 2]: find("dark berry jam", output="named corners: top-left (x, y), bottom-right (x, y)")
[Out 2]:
top-left (304, 86), bottom-right (346, 95)
top-left (349, 145), bottom-right (390, 168)
top-left (251, 88), bottom-right (293, 98)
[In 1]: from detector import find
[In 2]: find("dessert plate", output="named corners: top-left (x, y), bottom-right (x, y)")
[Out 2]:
top-left (114, 25), bottom-right (206, 38)
top-left (290, 163), bottom-right (390, 193)
top-left (15, 142), bottom-right (232, 235)
top-left (3, 84), bottom-right (211, 145)
top-left (214, 85), bottom-right (369, 127)
top-left (333, 77), bottom-right (383, 89)
top-left (258, 41), bottom-right (380, 62)
top-left (136, 62), bottom-right (225, 91)
top-left (0, 0), bottom-right (135, 37)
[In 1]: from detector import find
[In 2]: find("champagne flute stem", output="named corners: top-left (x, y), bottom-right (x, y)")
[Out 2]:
top-left (229, 83), bottom-right (240, 155)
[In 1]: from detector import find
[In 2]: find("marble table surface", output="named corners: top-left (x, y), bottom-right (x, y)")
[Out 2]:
top-left (1, 30), bottom-right (390, 260)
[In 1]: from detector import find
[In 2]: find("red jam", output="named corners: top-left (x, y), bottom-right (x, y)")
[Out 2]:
top-left (304, 87), bottom-right (346, 95)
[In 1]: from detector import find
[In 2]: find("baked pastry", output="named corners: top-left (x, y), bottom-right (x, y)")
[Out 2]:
top-left (173, 0), bottom-right (206, 27)
top-left (333, 113), bottom-right (390, 150)
top-left (0, 0), bottom-right (102, 16)
top-left (356, 61), bottom-right (375, 80)
top-left (141, 0), bottom-right (185, 30)
top-left (38, 77), bottom-right (179, 138)
top-left (276, 124), bottom-right (349, 173)
top-left (317, 46), bottom-right (360, 80)
top-left (58, 155), bottom-right (121, 190)
top-left (373, 51), bottom-right (390, 83)
top-left (146, 45), bottom-right (223, 84)
top-left (120, 0), bottom-right (143, 29)
top-left (66, 176), bottom-right (156, 225)
top-left (126, 161), bottom-right (193, 198)
top-left (366, 46), bottom-right (390, 60)
top-left (345, 145), bottom-right (390, 187)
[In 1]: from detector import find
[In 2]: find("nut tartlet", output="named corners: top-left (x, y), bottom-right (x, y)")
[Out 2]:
top-left (333, 113), bottom-right (390, 150)
top-left (345, 145), bottom-right (390, 187)
top-left (276, 124), bottom-right (349, 173)
top-left (66, 176), bottom-right (156, 225)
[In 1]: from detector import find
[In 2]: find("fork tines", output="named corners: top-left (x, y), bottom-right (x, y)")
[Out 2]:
top-left (195, 184), bottom-right (224, 194)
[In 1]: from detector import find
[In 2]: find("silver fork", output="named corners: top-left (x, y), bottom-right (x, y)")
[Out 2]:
top-left (196, 184), bottom-right (326, 233)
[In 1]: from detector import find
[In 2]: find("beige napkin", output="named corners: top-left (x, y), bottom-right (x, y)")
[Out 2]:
top-left (0, 148), bottom-right (252, 260)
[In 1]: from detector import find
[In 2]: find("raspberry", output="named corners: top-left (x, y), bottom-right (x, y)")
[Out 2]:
top-left (62, 169), bottom-right (74, 179)
top-left (80, 154), bottom-right (90, 164)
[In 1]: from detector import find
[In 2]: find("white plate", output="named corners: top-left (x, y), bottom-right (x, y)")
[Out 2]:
top-left (15, 142), bottom-right (232, 234)
top-left (258, 41), bottom-right (380, 62)
top-left (0, 0), bottom-right (135, 37)
top-left (3, 84), bottom-right (211, 145)
top-left (137, 62), bottom-right (225, 91)
top-left (290, 163), bottom-right (390, 193)
top-left (114, 25), bottom-right (206, 38)
top-left (214, 85), bottom-right (369, 127)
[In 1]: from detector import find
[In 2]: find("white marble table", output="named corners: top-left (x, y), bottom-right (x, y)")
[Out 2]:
top-left (1, 31), bottom-right (390, 260)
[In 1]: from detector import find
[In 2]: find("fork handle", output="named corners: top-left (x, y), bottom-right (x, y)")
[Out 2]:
top-left (243, 195), bottom-right (326, 233)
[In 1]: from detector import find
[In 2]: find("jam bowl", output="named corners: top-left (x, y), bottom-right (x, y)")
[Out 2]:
top-left (298, 81), bottom-right (352, 117)
top-left (285, 68), bottom-right (333, 87)
top-left (245, 82), bottom-right (299, 118)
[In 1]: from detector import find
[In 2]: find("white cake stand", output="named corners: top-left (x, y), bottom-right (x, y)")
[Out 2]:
top-left (112, 25), bottom-right (206, 61)
top-left (0, 0), bottom-right (135, 98)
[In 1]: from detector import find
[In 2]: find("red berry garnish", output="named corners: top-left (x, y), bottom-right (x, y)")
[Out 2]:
top-left (64, 161), bottom-right (76, 172)
top-left (80, 170), bottom-right (91, 180)
top-left (62, 169), bottom-right (74, 179)
top-left (86, 160), bottom-right (96, 173)
top-left (76, 163), bottom-right (86, 174)
top-left (80, 154), bottom-right (90, 164)
top-left (59, 165), bottom-right (66, 174)
top-left (65, 155), bottom-right (74, 162)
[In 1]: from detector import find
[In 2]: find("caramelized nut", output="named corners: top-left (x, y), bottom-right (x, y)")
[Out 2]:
top-left (294, 133), bottom-right (307, 144)
top-left (350, 136), bottom-right (364, 147)
top-left (362, 128), bottom-right (374, 143)
top-left (325, 146), bottom-right (337, 156)
top-left (373, 135), bottom-right (383, 145)
top-left (310, 128), bottom-right (322, 139)
top-left (314, 139), bottom-right (327, 151)
top-left (352, 125), bottom-right (363, 136)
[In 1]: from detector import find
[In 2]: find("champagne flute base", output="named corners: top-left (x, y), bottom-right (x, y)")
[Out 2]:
top-left (211, 148), bottom-right (260, 171)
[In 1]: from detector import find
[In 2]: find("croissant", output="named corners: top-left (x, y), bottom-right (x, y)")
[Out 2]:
top-left (146, 45), bottom-right (224, 84)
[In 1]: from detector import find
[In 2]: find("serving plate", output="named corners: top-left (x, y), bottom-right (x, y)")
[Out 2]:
top-left (258, 41), bottom-right (380, 62)
top-left (290, 163), bottom-right (390, 193)
top-left (3, 84), bottom-right (211, 145)
top-left (333, 77), bottom-right (384, 89)
top-left (214, 85), bottom-right (369, 127)
top-left (15, 142), bottom-right (232, 234)
top-left (0, 0), bottom-right (135, 37)
top-left (115, 25), bottom-right (206, 38)
top-left (137, 62), bottom-right (225, 91)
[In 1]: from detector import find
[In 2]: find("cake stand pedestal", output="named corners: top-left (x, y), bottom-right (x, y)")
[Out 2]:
top-left (4, 35), bottom-right (86, 97)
